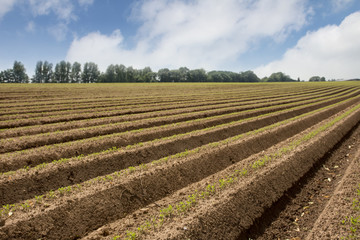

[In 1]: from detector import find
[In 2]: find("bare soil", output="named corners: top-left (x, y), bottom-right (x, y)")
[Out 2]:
top-left (0, 83), bottom-right (359, 240)
top-left (1, 97), bottom-right (357, 205)
top-left (1, 91), bottom-right (330, 153)
top-left (245, 121), bottom-right (360, 240)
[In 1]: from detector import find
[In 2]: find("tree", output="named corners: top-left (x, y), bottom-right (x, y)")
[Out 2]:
top-left (126, 66), bottom-right (135, 82)
top-left (208, 71), bottom-right (230, 82)
top-left (102, 64), bottom-right (116, 83)
top-left (54, 61), bottom-right (71, 83)
top-left (141, 67), bottom-right (154, 82)
top-left (0, 69), bottom-right (14, 83)
top-left (239, 71), bottom-right (259, 82)
top-left (33, 61), bottom-right (43, 83)
top-left (309, 76), bottom-right (321, 82)
top-left (157, 68), bottom-right (171, 82)
top-left (43, 61), bottom-right (53, 83)
top-left (267, 72), bottom-right (294, 82)
top-left (0, 71), bottom-right (4, 83)
top-left (13, 61), bottom-right (29, 83)
top-left (33, 61), bottom-right (53, 83)
top-left (70, 62), bottom-right (81, 83)
top-left (309, 76), bottom-right (326, 82)
top-left (82, 62), bottom-right (100, 83)
top-left (115, 64), bottom-right (126, 82)
top-left (178, 67), bottom-right (189, 82)
top-left (187, 69), bottom-right (207, 82)
top-left (169, 69), bottom-right (181, 82)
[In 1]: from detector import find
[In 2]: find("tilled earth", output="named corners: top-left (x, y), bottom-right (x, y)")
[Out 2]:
top-left (245, 121), bottom-right (360, 240)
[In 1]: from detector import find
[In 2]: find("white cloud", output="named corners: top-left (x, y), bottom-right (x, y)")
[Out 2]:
top-left (25, 21), bottom-right (35, 32)
top-left (66, 30), bottom-right (125, 70)
top-left (48, 22), bottom-right (68, 41)
top-left (28, 0), bottom-right (75, 22)
top-left (26, 0), bottom-right (94, 40)
top-left (78, 0), bottom-right (94, 7)
top-left (255, 11), bottom-right (360, 80)
top-left (331, 0), bottom-right (355, 12)
top-left (66, 0), bottom-right (310, 71)
top-left (0, 0), bottom-right (17, 20)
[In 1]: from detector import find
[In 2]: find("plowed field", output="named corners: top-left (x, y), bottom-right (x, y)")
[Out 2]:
top-left (0, 82), bottom-right (359, 240)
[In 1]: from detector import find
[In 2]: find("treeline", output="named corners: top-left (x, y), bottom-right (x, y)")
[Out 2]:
top-left (0, 61), bottom-right (30, 83)
top-left (0, 60), bottom-right (327, 83)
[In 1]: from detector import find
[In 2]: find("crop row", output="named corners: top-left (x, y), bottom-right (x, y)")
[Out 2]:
top-left (1, 87), bottom-right (356, 154)
top-left (1, 82), bottom-right (359, 240)
top-left (0, 84), bottom-right (342, 127)
top-left (1, 90), bottom-right (358, 174)
top-left (108, 103), bottom-right (360, 240)
top-left (0, 85), bottom-right (347, 138)
top-left (0, 85), bottom-right (323, 116)
top-left (0, 84), bottom-right (300, 109)
top-left (123, 102), bottom-right (360, 240)
top-left (1, 99), bottom-right (359, 240)
top-left (0, 94), bottom-right (358, 206)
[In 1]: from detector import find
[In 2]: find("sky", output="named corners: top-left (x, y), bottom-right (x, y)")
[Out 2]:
top-left (0, 0), bottom-right (360, 80)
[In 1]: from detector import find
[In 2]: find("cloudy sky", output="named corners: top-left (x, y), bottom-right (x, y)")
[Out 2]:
top-left (0, 0), bottom-right (360, 80)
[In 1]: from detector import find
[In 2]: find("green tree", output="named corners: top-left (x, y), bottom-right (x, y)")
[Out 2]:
top-left (102, 64), bottom-right (116, 83)
top-left (54, 61), bottom-right (71, 83)
top-left (33, 61), bottom-right (53, 83)
top-left (267, 72), bottom-right (294, 82)
top-left (70, 62), bottom-right (81, 83)
top-left (141, 66), bottom-right (154, 82)
top-left (169, 69), bottom-right (181, 82)
top-left (0, 71), bottom-right (4, 83)
top-left (115, 64), bottom-right (126, 82)
top-left (0, 69), bottom-right (15, 83)
top-left (309, 76), bottom-right (321, 82)
top-left (13, 61), bottom-right (29, 83)
top-left (33, 61), bottom-right (43, 83)
top-left (178, 67), bottom-right (189, 82)
top-left (43, 61), bottom-right (53, 83)
top-left (157, 68), bottom-right (171, 82)
top-left (208, 71), bottom-right (228, 82)
top-left (187, 69), bottom-right (207, 82)
top-left (82, 62), bottom-right (100, 83)
top-left (239, 70), bottom-right (259, 82)
top-left (126, 66), bottom-right (135, 82)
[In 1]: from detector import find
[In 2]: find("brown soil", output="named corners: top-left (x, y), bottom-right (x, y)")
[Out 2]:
top-left (1, 83), bottom-right (359, 240)
top-left (0, 84), bottom-right (328, 108)
top-left (0, 104), bottom-right (357, 240)
top-left (82, 99), bottom-right (360, 240)
top-left (0, 92), bottom-right (297, 139)
top-left (1, 91), bottom-right (358, 174)
top-left (2, 85), bottom-right (317, 116)
top-left (142, 102), bottom-right (360, 240)
top-left (0, 85), bottom-right (348, 129)
top-left (244, 121), bottom-right (360, 240)
top-left (306, 145), bottom-right (360, 239)
top-left (1, 97), bottom-right (357, 205)
top-left (0, 86), bottom-right (340, 139)
top-left (0, 94), bottom-right (249, 121)
top-left (1, 89), bottom-right (353, 154)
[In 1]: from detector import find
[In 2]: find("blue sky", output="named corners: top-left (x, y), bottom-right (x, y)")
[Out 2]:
top-left (0, 0), bottom-right (360, 80)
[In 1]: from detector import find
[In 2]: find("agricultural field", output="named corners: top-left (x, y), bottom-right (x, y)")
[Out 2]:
top-left (0, 82), bottom-right (359, 240)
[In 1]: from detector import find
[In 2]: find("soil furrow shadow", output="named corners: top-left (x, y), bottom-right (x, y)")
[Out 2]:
top-left (241, 121), bottom-right (360, 240)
